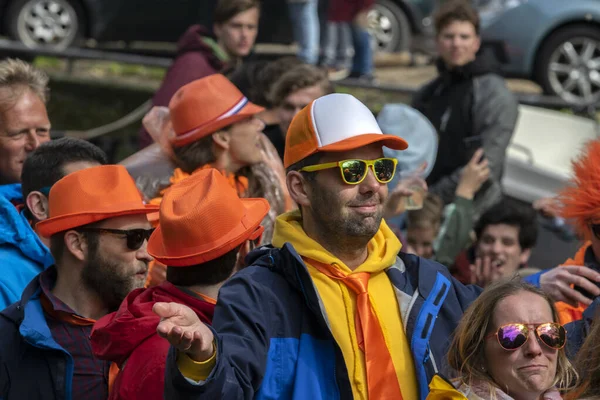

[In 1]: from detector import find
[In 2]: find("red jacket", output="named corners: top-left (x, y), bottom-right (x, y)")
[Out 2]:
top-left (138, 24), bottom-right (229, 148)
top-left (90, 281), bottom-right (215, 400)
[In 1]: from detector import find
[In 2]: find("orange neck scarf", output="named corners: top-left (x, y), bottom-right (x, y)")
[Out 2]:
top-left (306, 258), bottom-right (403, 400)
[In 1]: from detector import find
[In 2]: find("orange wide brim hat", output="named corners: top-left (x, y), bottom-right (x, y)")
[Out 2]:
top-left (169, 74), bottom-right (265, 147)
top-left (36, 165), bottom-right (159, 238)
top-left (147, 168), bottom-right (270, 266)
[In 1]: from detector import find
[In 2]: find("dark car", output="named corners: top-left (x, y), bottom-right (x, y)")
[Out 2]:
top-left (0, 0), bottom-right (435, 53)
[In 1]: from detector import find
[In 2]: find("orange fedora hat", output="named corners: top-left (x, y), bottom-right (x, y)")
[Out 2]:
top-left (36, 165), bottom-right (159, 238)
top-left (147, 168), bottom-right (270, 266)
top-left (169, 74), bottom-right (265, 148)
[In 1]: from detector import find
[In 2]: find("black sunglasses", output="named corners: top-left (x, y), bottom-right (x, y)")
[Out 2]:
top-left (77, 228), bottom-right (155, 250)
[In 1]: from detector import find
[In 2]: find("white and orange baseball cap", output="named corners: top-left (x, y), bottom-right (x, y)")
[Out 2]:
top-left (283, 93), bottom-right (409, 168)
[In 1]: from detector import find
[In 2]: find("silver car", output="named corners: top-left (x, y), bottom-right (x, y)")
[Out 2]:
top-left (478, 0), bottom-right (600, 105)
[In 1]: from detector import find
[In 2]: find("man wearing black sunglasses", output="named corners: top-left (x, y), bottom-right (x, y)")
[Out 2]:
top-left (0, 165), bottom-right (158, 400)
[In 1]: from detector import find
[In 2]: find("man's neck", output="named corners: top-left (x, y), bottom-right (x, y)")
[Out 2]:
top-left (51, 268), bottom-right (108, 321)
top-left (186, 282), bottom-right (225, 301)
top-left (308, 229), bottom-right (369, 270)
top-left (216, 41), bottom-right (240, 66)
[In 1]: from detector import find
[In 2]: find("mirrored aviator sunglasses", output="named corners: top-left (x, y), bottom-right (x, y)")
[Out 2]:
top-left (77, 228), bottom-right (155, 251)
top-left (488, 322), bottom-right (566, 351)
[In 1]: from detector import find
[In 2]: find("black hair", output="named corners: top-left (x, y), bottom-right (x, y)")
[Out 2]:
top-left (474, 199), bottom-right (538, 250)
top-left (166, 247), bottom-right (240, 286)
top-left (285, 152), bottom-right (323, 182)
top-left (21, 137), bottom-right (108, 200)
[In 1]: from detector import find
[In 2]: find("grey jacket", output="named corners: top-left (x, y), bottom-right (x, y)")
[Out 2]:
top-left (413, 71), bottom-right (519, 220)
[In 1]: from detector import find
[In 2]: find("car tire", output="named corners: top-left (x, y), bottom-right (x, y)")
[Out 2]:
top-left (369, 0), bottom-right (411, 53)
top-left (535, 25), bottom-right (600, 105)
top-left (5, 0), bottom-right (85, 49)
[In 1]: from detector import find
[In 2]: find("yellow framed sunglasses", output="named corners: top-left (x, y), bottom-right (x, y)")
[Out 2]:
top-left (299, 157), bottom-right (398, 185)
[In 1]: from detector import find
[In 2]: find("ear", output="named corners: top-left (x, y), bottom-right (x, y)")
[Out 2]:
top-left (474, 35), bottom-right (481, 53)
top-left (212, 131), bottom-right (231, 150)
top-left (26, 191), bottom-right (49, 222)
top-left (286, 171), bottom-right (312, 208)
top-left (519, 248), bottom-right (532, 266)
top-left (64, 230), bottom-right (89, 262)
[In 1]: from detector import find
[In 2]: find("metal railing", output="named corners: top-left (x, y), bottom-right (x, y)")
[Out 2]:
top-left (1, 38), bottom-right (594, 142)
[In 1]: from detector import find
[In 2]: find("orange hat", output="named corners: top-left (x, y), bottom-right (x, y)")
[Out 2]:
top-left (169, 74), bottom-right (265, 147)
top-left (36, 165), bottom-right (159, 238)
top-left (147, 168), bottom-right (270, 266)
top-left (283, 93), bottom-right (408, 168)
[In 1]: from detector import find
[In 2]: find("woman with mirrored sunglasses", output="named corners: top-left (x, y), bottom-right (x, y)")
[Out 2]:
top-left (427, 279), bottom-right (577, 400)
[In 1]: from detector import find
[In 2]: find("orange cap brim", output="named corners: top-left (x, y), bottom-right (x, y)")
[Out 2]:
top-left (318, 133), bottom-right (408, 153)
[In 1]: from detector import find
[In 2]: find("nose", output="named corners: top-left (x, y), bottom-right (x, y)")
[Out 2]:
top-left (241, 26), bottom-right (251, 39)
top-left (491, 240), bottom-right (503, 255)
top-left (522, 329), bottom-right (543, 357)
top-left (136, 241), bottom-right (154, 263)
top-left (24, 131), bottom-right (40, 152)
top-left (359, 167), bottom-right (382, 194)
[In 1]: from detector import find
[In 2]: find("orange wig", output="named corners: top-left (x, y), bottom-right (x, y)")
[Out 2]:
top-left (560, 139), bottom-right (600, 239)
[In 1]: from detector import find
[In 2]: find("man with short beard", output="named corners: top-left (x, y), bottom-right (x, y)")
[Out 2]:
top-left (153, 94), bottom-right (484, 399)
top-left (0, 165), bottom-right (158, 400)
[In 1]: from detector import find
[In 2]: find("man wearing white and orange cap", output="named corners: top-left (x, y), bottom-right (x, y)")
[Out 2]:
top-left (154, 94), bottom-right (485, 400)
top-left (0, 165), bottom-right (158, 400)
top-left (90, 168), bottom-right (269, 400)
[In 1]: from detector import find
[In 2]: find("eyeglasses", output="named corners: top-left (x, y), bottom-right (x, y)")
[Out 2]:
top-left (299, 158), bottom-right (398, 185)
top-left (486, 322), bottom-right (566, 351)
top-left (77, 228), bottom-right (155, 251)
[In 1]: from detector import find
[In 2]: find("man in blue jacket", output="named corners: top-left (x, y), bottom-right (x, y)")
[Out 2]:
top-left (0, 165), bottom-right (158, 399)
top-left (0, 59), bottom-right (51, 309)
top-left (153, 94), bottom-right (483, 399)
top-left (0, 137), bottom-right (108, 310)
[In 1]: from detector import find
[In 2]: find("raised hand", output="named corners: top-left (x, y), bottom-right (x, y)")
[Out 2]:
top-left (456, 149), bottom-right (490, 200)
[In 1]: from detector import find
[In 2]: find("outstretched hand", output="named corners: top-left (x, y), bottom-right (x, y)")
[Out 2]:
top-left (153, 302), bottom-right (215, 362)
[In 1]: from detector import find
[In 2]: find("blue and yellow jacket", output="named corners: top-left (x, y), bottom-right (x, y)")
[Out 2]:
top-left (163, 242), bottom-right (483, 400)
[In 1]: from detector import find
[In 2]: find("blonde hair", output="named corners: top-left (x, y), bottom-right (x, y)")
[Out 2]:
top-left (0, 58), bottom-right (49, 110)
top-left (570, 308), bottom-right (600, 398)
top-left (448, 279), bottom-right (577, 395)
top-left (406, 193), bottom-right (444, 230)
